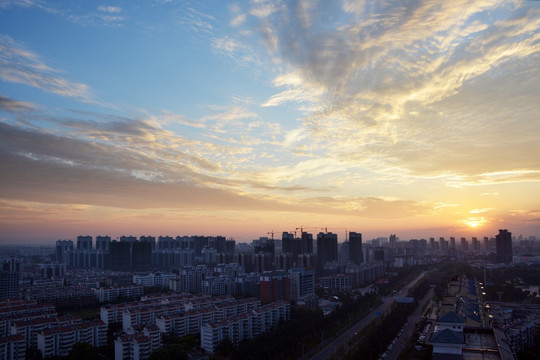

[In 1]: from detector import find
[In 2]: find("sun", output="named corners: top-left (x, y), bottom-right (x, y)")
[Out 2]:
top-left (461, 217), bottom-right (488, 228)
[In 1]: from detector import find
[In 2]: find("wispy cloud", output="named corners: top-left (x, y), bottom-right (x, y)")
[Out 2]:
top-left (0, 95), bottom-right (37, 113)
top-left (0, 35), bottom-right (93, 101)
top-left (177, 6), bottom-right (215, 34)
top-left (448, 170), bottom-right (540, 187)
top-left (240, 0), bottom-right (540, 181)
top-left (97, 6), bottom-right (122, 14)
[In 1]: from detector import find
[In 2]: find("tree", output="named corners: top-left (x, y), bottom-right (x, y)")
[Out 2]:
top-left (25, 348), bottom-right (43, 360)
top-left (69, 342), bottom-right (99, 360)
top-left (216, 339), bottom-right (234, 357)
top-left (148, 345), bottom-right (187, 360)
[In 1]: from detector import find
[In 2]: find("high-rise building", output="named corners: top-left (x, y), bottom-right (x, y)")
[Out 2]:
top-left (339, 241), bottom-right (350, 265)
top-left (496, 229), bottom-right (513, 263)
top-left (109, 239), bottom-right (152, 271)
top-left (0, 258), bottom-right (20, 299)
top-left (461, 237), bottom-right (468, 251)
top-left (449, 237), bottom-right (456, 248)
top-left (96, 236), bottom-right (111, 251)
top-left (259, 271), bottom-right (291, 303)
top-left (483, 237), bottom-right (490, 251)
top-left (289, 268), bottom-right (315, 301)
top-left (300, 232), bottom-right (313, 254)
top-left (389, 234), bottom-right (397, 248)
top-left (55, 240), bottom-right (73, 264)
top-left (77, 235), bottom-right (93, 250)
top-left (472, 237), bottom-right (479, 251)
top-left (316, 232), bottom-right (338, 276)
top-left (349, 232), bottom-right (363, 265)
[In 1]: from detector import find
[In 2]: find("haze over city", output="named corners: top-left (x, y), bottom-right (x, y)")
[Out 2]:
top-left (1, 0), bottom-right (539, 244)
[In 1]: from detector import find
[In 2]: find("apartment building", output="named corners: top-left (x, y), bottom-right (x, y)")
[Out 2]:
top-left (201, 301), bottom-right (290, 353)
top-left (37, 320), bottom-right (106, 358)
top-left (0, 334), bottom-right (25, 360)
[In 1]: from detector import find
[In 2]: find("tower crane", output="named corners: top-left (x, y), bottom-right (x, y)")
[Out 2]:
top-left (321, 227), bottom-right (349, 241)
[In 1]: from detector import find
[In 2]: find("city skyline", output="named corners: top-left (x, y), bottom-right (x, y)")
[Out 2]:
top-left (1, 1), bottom-right (540, 244)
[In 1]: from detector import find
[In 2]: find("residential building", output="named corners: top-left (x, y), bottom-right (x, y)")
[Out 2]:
top-left (496, 229), bottom-right (513, 263)
top-left (0, 334), bottom-right (25, 360)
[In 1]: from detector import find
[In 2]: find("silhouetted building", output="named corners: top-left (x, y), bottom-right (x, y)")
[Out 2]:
top-left (96, 236), bottom-right (111, 251)
top-left (349, 232), bottom-right (363, 265)
top-left (109, 240), bottom-right (152, 271)
top-left (0, 258), bottom-right (20, 299)
top-left (300, 232), bottom-right (313, 254)
top-left (317, 232), bottom-right (338, 276)
top-left (389, 234), bottom-right (397, 248)
top-left (282, 232), bottom-right (302, 262)
top-left (461, 237), bottom-right (468, 251)
top-left (472, 237), bottom-right (479, 251)
top-left (225, 239), bottom-right (236, 254)
top-left (55, 240), bottom-right (73, 264)
top-left (77, 235), bottom-right (92, 250)
top-left (496, 229), bottom-right (513, 263)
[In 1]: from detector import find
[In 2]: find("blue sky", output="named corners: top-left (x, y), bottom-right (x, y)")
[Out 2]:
top-left (1, 0), bottom-right (539, 243)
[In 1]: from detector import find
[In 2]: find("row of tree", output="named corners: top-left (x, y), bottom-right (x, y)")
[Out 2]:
top-left (229, 293), bottom-right (380, 360)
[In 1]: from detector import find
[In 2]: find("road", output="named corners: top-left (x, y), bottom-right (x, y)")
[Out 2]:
top-left (306, 272), bottom-right (426, 360)
top-left (384, 287), bottom-right (434, 360)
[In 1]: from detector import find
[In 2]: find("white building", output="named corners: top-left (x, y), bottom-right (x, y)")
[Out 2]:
top-left (96, 285), bottom-right (144, 303)
top-left (0, 334), bottom-right (25, 360)
top-left (201, 301), bottom-right (290, 354)
top-left (114, 326), bottom-right (161, 360)
top-left (133, 272), bottom-right (176, 288)
top-left (37, 320), bottom-right (106, 358)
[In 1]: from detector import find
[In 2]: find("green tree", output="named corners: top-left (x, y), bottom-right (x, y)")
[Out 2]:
top-left (25, 348), bottom-right (43, 360)
top-left (69, 342), bottom-right (99, 360)
top-left (216, 339), bottom-right (234, 357)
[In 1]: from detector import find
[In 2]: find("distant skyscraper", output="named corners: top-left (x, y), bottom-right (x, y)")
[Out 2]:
top-left (300, 232), bottom-right (313, 254)
top-left (316, 232), bottom-right (338, 276)
top-left (472, 237), bottom-right (479, 251)
top-left (389, 234), bottom-right (397, 248)
top-left (483, 237), bottom-right (490, 251)
top-left (55, 240), bottom-right (73, 264)
top-left (349, 232), bottom-right (363, 265)
top-left (77, 235), bottom-right (92, 250)
top-left (339, 241), bottom-right (350, 265)
top-left (496, 229), bottom-right (513, 263)
top-left (449, 237), bottom-right (455, 248)
top-left (461, 237), bottom-right (468, 251)
top-left (96, 236), bottom-right (111, 251)
top-left (0, 257), bottom-right (20, 299)
top-left (109, 239), bottom-right (152, 271)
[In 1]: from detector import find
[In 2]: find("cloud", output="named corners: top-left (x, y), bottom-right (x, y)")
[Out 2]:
top-left (0, 118), bottom-right (443, 221)
top-left (0, 35), bottom-right (93, 101)
top-left (211, 36), bottom-right (246, 58)
top-left (177, 6), bottom-right (215, 34)
top-left (97, 6), bottom-right (122, 13)
top-left (448, 170), bottom-right (540, 187)
top-left (241, 0), bottom-right (540, 180)
top-left (0, 95), bottom-right (37, 112)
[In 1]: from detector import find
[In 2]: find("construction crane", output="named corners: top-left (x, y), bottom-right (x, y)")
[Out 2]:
top-left (267, 230), bottom-right (275, 241)
top-left (321, 227), bottom-right (348, 241)
top-left (296, 226), bottom-right (321, 235)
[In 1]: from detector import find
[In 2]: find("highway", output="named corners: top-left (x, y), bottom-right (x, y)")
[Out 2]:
top-left (384, 286), bottom-right (434, 360)
top-left (306, 272), bottom-right (426, 360)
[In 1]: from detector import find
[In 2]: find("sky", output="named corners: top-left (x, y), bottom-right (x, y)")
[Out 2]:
top-left (1, 0), bottom-right (539, 244)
